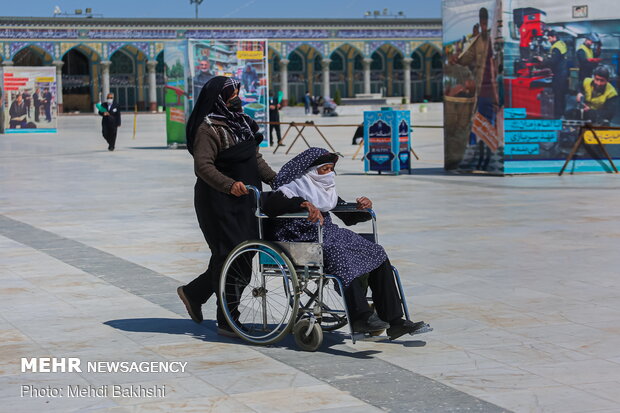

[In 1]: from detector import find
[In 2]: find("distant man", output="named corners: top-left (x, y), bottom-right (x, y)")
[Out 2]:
top-left (9, 93), bottom-right (28, 129)
top-left (537, 30), bottom-right (568, 118)
top-left (577, 33), bottom-right (602, 83)
top-left (576, 65), bottom-right (618, 124)
top-left (304, 90), bottom-right (311, 115)
top-left (32, 88), bottom-right (41, 122)
top-left (42, 88), bottom-right (53, 122)
top-left (268, 90), bottom-right (282, 146)
top-left (99, 93), bottom-right (122, 151)
top-left (193, 59), bottom-right (214, 98)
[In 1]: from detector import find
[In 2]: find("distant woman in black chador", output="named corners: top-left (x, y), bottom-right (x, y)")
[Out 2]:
top-left (177, 76), bottom-right (276, 336)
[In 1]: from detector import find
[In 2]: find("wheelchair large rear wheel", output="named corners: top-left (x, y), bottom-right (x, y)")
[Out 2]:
top-left (219, 240), bottom-right (299, 345)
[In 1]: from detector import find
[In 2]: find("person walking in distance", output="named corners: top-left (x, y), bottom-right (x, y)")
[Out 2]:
top-left (269, 90), bottom-right (283, 146)
top-left (304, 90), bottom-right (311, 115)
top-left (99, 93), bottom-right (121, 151)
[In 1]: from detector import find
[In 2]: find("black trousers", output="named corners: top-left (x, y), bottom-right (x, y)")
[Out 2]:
top-left (343, 259), bottom-right (403, 323)
top-left (269, 123), bottom-right (281, 145)
top-left (102, 125), bottom-right (118, 149)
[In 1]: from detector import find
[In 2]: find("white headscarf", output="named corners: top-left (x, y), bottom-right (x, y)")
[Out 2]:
top-left (278, 164), bottom-right (338, 212)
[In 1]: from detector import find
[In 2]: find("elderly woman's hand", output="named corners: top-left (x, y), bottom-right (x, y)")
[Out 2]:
top-left (300, 201), bottom-right (324, 225)
top-left (230, 181), bottom-right (249, 197)
top-left (356, 197), bottom-right (372, 210)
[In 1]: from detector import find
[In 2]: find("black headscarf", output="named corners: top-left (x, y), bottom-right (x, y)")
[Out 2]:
top-left (185, 76), bottom-right (259, 155)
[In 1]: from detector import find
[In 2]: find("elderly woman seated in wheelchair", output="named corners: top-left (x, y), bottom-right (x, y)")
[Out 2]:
top-left (218, 147), bottom-right (430, 351)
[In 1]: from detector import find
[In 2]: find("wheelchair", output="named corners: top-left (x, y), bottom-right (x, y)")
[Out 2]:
top-left (218, 186), bottom-right (431, 351)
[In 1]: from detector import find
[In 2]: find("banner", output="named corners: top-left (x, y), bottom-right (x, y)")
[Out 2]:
top-left (164, 41), bottom-right (190, 146)
top-left (2, 66), bottom-right (57, 133)
top-left (501, 0), bottom-right (620, 174)
top-left (363, 109), bottom-right (411, 174)
top-left (443, 0), bottom-right (504, 173)
top-left (164, 39), bottom-right (269, 147)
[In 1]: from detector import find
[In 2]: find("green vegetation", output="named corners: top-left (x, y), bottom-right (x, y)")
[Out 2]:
top-left (168, 60), bottom-right (185, 79)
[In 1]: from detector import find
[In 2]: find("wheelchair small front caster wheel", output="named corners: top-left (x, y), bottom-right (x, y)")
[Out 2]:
top-left (293, 319), bottom-right (323, 352)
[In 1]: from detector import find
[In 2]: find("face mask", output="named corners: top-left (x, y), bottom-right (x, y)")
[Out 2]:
top-left (107, 99), bottom-right (113, 105)
top-left (227, 96), bottom-right (243, 112)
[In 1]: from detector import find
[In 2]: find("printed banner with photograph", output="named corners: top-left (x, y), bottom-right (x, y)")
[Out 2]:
top-left (501, 0), bottom-right (620, 173)
top-left (443, 0), bottom-right (504, 174)
top-left (164, 41), bottom-right (191, 146)
top-left (188, 39), bottom-right (269, 147)
top-left (443, 0), bottom-right (620, 174)
top-left (2, 66), bottom-right (57, 133)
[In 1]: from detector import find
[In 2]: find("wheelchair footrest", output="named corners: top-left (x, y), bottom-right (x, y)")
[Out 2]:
top-left (390, 323), bottom-right (433, 340)
top-left (351, 333), bottom-right (387, 342)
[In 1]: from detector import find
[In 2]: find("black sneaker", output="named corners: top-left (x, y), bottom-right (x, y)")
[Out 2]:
top-left (387, 320), bottom-right (426, 340)
top-left (177, 286), bottom-right (203, 323)
top-left (352, 313), bottom-right (389, 333)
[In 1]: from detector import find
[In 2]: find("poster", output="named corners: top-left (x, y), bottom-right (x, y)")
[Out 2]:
top-left (444, 0), bottom-right (620, 174)
top-left (396, 111), bottom-right (412, 171)
top-left (164, 39), bottom-right (269, 147)
top-left (502, 0), bottom-right (620, 173)
top-left (443, 0), bottom-right (504, 173)
top-left (363, 110), bottom-right (411, 174)
top-left (2, 66), bottom-right (57, 134)
top-left (164, 41), bottom-right (190, 146)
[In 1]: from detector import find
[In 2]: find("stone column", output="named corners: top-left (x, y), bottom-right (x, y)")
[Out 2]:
top-left (280, 58), bottom-right (289, 105)
top-left (403, 57), bottom-right (412, 104)
top-left (147, 60), bottom-right (158, 112)
top-left (425, 59), bottom-right (432, 97)
top-left (321, 58), bottom-right (331, 99)
top-left (100, 60), bottom-right (111, 101)
top-left (53, 60), bottom-right (64, 113)
top-left (363, 57), bottom-right (372, 95)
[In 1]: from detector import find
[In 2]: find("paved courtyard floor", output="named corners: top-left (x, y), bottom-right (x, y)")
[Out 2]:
top-left (1, 105), bottom-right (620, 412)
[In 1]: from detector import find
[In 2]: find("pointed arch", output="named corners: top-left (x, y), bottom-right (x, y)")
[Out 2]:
top-left (11, 45), bottom-right (53, 66)
top-left (286, 44), bottom-right (323, 102)
top-left (329, 43), bottom-right (363, 97)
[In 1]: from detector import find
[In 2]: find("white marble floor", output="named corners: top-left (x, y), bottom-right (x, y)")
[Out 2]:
top-left (1, 105), bottom-right (620, 412)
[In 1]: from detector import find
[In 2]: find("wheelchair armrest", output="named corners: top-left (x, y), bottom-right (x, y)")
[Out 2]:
top-left (332, 203), bottom-right (374, 215)
top-left (332, 204), bottom-right (375, 223)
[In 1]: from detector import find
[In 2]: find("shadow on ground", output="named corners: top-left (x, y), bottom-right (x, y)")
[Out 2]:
top-left (104, 317), bottom-right (422, 357)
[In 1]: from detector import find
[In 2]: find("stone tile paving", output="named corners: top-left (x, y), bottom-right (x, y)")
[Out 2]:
top-left (1, 105), bottom-right (619, 412)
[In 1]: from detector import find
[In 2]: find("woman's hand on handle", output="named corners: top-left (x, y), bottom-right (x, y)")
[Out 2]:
top-left (356, 197), bottom-right (372, 210)
top-left (230, 181), bottom-right (249, 197)
top-left (300, 201), bottom-right (324, 225)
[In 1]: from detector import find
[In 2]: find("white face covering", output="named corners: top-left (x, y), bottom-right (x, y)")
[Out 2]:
top-left (278, 164), bottom-right (338, 212)
top-left (106, 99), bottom-right (114, 105)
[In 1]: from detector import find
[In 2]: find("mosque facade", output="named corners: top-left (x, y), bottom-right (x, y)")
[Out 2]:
top-left (0, 16), bottom-right (442, 112)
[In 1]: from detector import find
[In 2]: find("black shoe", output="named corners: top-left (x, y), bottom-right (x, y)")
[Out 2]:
top-left (177, 286), bottom-right (203, 323)
top-left (387, 320), bottom-right (426, 340)
top-left (352, 313), bottom-right (389, 334)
